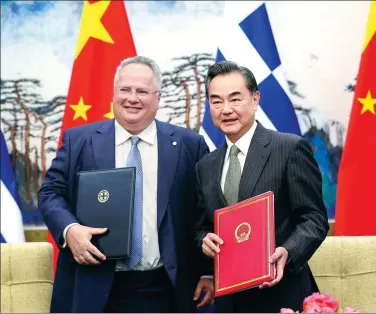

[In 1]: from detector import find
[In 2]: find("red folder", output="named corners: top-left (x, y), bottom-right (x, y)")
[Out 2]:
top-left (214, 191), bottom-right (276, 297)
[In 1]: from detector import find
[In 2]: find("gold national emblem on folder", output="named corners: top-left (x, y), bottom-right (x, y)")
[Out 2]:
top-left (98, 190), bottom-right (110, 203)
top-left (235, 222), bottom-right (251, 243)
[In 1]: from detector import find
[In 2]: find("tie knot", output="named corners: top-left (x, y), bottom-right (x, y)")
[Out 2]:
top-left (229, 145), bottom-right (240, 157)
top-left (130, 136), bottom-right (140, 146)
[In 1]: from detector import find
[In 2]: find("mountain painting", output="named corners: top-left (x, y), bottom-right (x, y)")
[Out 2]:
top-left (0, 1), bottom-right (371, 226)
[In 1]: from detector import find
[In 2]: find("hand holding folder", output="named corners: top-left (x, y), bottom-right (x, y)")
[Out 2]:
top-left (202, 233), bottom-right (224, 257)
top-left (258, 246), bottom-right (289, 289)
top-left (65, 224), bottom-right (108, 265)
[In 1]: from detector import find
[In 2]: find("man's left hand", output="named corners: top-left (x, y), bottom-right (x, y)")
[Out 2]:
top-left (193, 278), bottom-right (214, 308)
top-left (259, 247), bottom-right (289, 289)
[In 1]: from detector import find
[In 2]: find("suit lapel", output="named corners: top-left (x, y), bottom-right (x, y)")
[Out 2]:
top-left (238, 123), bottom-right (271, 200)
top-left (156, 120), bottom-right (180, 229)
top-left (91, 120), bottom-right (116, 170)
top-left (210, 144), bottom-right (228, 210)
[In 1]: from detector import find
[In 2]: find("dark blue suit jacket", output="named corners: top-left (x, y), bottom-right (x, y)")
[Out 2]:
top-left (38, 119), bottom-right (209, 313)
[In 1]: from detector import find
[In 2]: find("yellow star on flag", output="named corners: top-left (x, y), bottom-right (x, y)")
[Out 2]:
top-left (70, 97), bottom-right (92, 121)
top-left (358, 90), bottom-right (376, 115)
top-left (104, 102), bottom-right (114, 119)
top-left (74, 1), bottom-right (114, 60)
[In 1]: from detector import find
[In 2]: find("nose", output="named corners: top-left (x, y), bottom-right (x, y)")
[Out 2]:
top-left (222, 102), bottom-right (233, 114)
top-left (127, 93), bottom-right (139, 103)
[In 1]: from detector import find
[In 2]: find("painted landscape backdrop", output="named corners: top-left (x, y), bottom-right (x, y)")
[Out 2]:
top-left (0, 1), bottom-right (371, 227)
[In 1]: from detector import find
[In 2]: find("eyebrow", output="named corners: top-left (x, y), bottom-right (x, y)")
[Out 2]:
top-left (228, 91), bottom-right (242, 97)
top-left (117, 85), bottom-right (148, 90)
top-left (209, 91), bottom-right (242, 99)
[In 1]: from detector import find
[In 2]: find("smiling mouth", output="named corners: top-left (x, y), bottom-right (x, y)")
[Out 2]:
top-left (123, 106), bottom-right (142, 112)
top-left (222, 119), bottom-right (237, 124)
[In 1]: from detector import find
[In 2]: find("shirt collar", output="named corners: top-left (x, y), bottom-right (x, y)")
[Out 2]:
top-left (225, 120), bottom-right (258, 156)
top-left (115, 119), bottom-right (157, 146)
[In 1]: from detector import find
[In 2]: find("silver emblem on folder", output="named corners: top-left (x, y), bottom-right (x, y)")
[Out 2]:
top-left (98, 190), bottom-right (110, 203)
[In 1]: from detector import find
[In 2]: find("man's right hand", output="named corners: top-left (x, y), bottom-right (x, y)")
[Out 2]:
top-left (66, 224), bottom-right (107, 265)
top-left (202, 233), bottom-right (224, 258)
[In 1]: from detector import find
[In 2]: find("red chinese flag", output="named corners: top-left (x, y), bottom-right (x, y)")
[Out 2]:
top-left (47, 0), bottom-right (137, 271)
top-left (334, 2), bottom-right (376, 235)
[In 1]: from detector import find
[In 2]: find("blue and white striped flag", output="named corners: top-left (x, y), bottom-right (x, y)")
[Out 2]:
top-left (200, 1), bottom-right (301, 151)
top-left (0, 129), bottom-right (25, 243)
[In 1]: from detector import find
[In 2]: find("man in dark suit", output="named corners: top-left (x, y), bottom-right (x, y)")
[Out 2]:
top-left (195, 61), bottom-right (329, 313)
top-left (38, 56), bottom-right (214, 313)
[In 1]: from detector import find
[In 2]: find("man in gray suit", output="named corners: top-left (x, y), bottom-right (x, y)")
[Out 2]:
top-left (195, 61), bottom-right (329, 313)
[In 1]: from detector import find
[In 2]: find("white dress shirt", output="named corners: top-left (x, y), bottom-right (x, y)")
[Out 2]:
top-left (63, 119), bottom-right (162, 271)
top-left (220, 121), bottom-right (258, 192)
top-left (114, 119), bottom-right (162, 271)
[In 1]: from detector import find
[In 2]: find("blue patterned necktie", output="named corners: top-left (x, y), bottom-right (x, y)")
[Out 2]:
top-left (126, 136), bottom-right (143, 268)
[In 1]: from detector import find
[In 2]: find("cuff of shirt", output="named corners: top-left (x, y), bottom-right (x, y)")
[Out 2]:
top-left (200, 275), bottom-right (213, 280)
top-left (285, 247), bottom-right (291, 264)
top-left (61, 223), bottom-right (79, 248)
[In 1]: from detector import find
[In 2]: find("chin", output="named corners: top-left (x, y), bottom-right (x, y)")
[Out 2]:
top-left (221, 125), bottom-right (240, 135)
top-left (121, 112), bottom-right (143, 122)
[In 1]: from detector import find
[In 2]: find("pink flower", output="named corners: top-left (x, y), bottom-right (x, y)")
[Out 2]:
top-left (280, 292), bottom-right (361, 314)
top-left (321, 307), bottom-right (335, 312)
top-left (343, 306), bottom-right (360, 313)
top-left (304, 304), bottom-right (323, 313)
top-left (303, 293), bottom-right (339, 312)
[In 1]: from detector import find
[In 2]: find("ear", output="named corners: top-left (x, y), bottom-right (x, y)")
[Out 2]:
top-left (156, 93), bottom-right (161, 109)
top-left (253, 91), bottom-right (260, 111)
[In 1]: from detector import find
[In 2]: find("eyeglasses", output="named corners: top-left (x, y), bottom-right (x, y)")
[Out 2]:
top-left (116, 87), bottom-right (159, 99)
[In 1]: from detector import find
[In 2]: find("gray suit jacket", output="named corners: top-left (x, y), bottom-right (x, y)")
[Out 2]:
top-left (194, 122), bottom-right (329, 311)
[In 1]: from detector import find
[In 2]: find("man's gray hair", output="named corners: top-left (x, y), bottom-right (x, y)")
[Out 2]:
top-left (113, 56), bottom-right (162, 91)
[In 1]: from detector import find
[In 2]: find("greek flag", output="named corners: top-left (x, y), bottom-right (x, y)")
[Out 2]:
top-left (200, 1), bottom-right (301, 152)
top-left (0, 129), bottom-right (25, 243)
